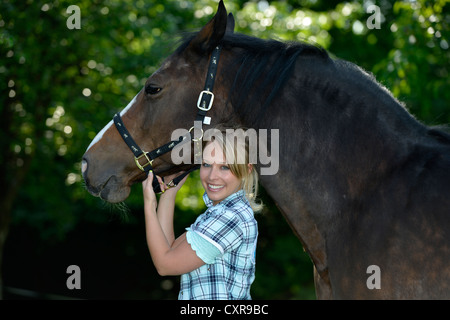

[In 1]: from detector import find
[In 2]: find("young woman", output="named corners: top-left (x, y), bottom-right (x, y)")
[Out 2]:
top-left (142, 128), bottom-right (262, 300)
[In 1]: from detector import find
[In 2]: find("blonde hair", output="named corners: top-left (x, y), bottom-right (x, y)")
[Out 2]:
top-left (203, 125), bottom-right (263, 213)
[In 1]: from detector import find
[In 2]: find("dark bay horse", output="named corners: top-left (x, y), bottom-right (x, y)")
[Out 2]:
top-left (82, 1), bottom-right (450, 299)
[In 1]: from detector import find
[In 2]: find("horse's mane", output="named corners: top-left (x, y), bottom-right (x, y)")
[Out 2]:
top-left (222, 33), bottom-right (329, 122)
top-left (176, 32), bottom-right (330, 124)
top-left (176, 31), bottom-right (450, 148)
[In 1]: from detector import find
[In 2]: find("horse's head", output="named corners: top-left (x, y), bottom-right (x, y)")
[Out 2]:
top-left (82, 1), bottom-right (234, 203)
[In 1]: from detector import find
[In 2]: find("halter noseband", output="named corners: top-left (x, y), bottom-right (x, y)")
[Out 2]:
top-left (113, 45), bottom-right (222, 193)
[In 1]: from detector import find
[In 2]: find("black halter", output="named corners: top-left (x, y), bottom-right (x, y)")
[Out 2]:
top-left (113, 45), bottom-right (222, 193)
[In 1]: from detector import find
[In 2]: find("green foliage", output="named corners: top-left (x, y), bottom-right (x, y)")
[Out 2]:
top-left (1, 0), bottom-right (448, 299)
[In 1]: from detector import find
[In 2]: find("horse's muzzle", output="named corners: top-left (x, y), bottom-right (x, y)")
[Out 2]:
top-left (81, 156), bottom-right (101, 196)
top-left (81, 155), bottom-right (131, 203)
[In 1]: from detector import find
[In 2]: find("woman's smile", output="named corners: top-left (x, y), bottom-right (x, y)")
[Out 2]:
top-left (207, 184), bottom-right (225, 191)
top-left (200, 140), bottom-right (242, 205)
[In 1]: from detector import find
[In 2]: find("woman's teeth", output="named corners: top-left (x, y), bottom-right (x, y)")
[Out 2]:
top-left (208, 184), bottom-right (224, 190)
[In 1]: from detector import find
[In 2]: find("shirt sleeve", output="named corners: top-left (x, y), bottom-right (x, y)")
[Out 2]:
top-left (186, 228), bottom-right (222, 264)
top-left (189, 208), bottom-right (243, 256)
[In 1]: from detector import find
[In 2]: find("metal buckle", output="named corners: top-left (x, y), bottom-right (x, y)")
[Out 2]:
top-left (134, 152), bottom-right (153, 171)
top-left (197, 90), bottom-right (214, 111)
top-left (166, 180), bottom-right (176, 188)
top-left (154, 179), bottom-right (175, 195)
top-left (189, 126), bottom-right (204, 142)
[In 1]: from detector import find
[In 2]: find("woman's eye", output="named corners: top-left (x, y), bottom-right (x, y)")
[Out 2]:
top-left (221, 166), bottom-right (230, 170)
top-left (202, 162), bottom-right (211, 168)
top-left (145, 85), bottom-right (162, 95)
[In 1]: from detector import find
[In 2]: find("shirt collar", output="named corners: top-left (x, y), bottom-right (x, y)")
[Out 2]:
top-left (203, 189), bottom-right (245, 208)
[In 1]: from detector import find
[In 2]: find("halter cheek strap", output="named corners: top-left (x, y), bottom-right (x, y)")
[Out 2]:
top-left (196, 45), bottom-right (222, 124)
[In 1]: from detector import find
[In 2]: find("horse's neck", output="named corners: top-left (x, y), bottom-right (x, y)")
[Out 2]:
top-left (255, 58), bottom-right (427, 273)
top-left (260, 58), bottom-right (426, 200)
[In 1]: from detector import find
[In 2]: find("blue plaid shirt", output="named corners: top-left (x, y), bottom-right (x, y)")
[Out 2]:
top-left (178, 190), bottom-right (258, 300)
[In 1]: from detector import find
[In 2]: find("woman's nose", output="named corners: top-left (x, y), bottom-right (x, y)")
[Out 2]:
top-left (208, 166), bottom-right (220, 180)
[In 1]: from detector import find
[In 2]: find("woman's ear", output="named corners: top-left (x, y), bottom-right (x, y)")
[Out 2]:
top-left (248, 163), bottom-right (253, 174)
top-left (188, 0), bottom-right (228, 54)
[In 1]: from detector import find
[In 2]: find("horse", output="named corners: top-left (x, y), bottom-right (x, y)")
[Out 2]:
top-left (82, 1), bottom-right (450, 299)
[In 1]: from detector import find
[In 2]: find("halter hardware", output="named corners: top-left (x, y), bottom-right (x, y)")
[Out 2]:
top-left (189, 126), bottom-right (204, 142)
top-left (197, 90), bottom-right (214, 111)
top-left (134, 152), bottom-right (153, 172)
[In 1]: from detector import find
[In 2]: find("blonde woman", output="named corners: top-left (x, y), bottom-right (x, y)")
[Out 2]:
top-left (142, 127), bottom-right (262, 300)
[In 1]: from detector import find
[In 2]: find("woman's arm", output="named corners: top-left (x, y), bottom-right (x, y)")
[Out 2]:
top-left (154, 190), bottom-right (177, 246)
top-left (142, 172), bottom-right (205, 276)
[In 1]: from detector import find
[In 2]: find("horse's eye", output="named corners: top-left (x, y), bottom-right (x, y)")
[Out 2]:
top-left (145, 85), bottom-right (162, 95)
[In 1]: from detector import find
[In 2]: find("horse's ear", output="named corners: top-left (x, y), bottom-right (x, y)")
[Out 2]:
top-left (226, 13), bottom-right (235, 34)
top-left (188, 0), bottom-right (228, 54)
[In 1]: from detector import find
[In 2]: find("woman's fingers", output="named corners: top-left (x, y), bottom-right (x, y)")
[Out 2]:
top-left (155, 174), bottom-right (167, 193)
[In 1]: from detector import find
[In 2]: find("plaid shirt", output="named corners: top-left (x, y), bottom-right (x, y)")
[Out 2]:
top-left (178, 190), bottom-right (258, 300)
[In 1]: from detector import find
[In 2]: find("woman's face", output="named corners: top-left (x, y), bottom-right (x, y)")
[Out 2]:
top-left (200, 141), bottom-right (241, 205)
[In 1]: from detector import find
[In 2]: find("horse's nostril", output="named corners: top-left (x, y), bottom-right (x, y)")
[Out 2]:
top-left (81, 159), bottom-right (88, 174)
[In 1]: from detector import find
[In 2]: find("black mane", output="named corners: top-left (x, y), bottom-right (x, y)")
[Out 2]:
top-left (221, 33), bottom-right (329, 122)
top-left (176, 32), bottom-right (329, 123)
top-left (176, 31), bottom-right (450, 147)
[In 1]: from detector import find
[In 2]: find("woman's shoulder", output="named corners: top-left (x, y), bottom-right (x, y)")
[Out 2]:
top-left (220, 200), bottom-right (256, 229)
top-left (198, 190), bottom-right (255, 225)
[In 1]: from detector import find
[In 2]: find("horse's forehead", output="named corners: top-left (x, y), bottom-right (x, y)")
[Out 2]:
top-left (158, 56), bottom-right (190, 73)
top-left (161, 59), bottom-right (171, 70)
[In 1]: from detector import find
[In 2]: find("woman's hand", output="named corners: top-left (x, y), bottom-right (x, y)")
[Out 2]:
top-left (142, 171), bottom-right (190, 208)
top-left (142, 172), bottom-right (158, 211)
top-left (162, 171), bottom-right (189, 195)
